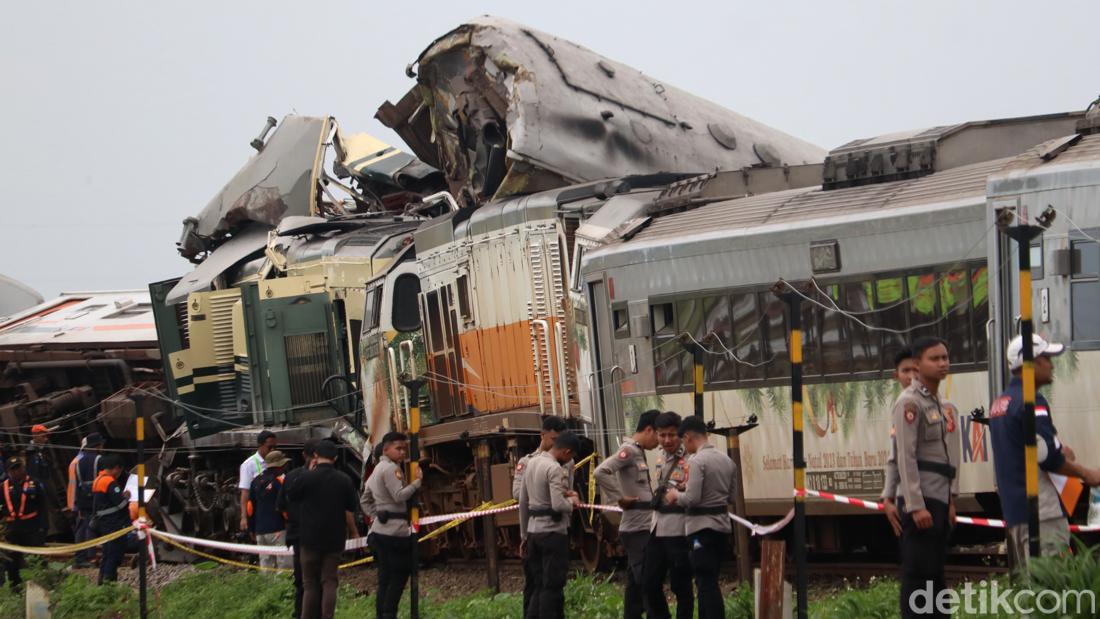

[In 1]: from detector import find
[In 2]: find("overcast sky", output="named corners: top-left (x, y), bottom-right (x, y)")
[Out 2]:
top-left (2, 1), bottom-right (1098, 298)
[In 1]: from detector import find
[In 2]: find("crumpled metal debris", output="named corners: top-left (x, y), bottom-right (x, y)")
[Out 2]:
top-left (378, 16), bottom-right (826, 207)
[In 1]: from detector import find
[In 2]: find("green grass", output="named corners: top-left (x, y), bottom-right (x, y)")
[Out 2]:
top-left (1, 546), bottom-right (1096, 618)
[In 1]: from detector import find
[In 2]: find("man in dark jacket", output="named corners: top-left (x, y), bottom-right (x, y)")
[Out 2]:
top-left (286, 440), bottom-right (359, 619)
top-left (278, 439), bottom-right (319, 618)
top-left (91, 455), bottom-right (139, 585)
top-left (1, 457), bottom-right (47, 588)
top-left (249, 450), bottom-right (291, 569)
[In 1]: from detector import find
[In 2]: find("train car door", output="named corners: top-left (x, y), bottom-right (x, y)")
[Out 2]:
top-left (588, 279), bottom-right (624, 455)
top-left (240, 282), bottom-right (344, 425)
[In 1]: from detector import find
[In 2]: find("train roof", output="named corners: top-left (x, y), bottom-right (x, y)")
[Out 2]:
top-left (0, 291), bottom-right (156, 348)
top-left (988, 132), bottom-right (1100, 197)
top-left (0, 274), bottom-right (43, 321)
top-left (380, 16), bottom-right (826, 205)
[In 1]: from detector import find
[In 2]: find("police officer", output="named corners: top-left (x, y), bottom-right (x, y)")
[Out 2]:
top-left (365, 432), bottom-right (422, 619)
top-left (882, 347), bottom-right (919, 537)
top-left (513, 416), bottom-right (568, 499)
top-left (1, 457), bottom-right (46, 589)
top-left (893, 337), bottom-right (960, 619)
top-left (990, 334), bottom-right (1100, 564)
top-left (664, 415), bottom-right (735, 619)
top-left (91, 455), bottom-right (139, 585)
top-left (643, 412), bottom-right (692, 619)
top-left (519, 430), bottom-right (581, 619)
top-left (594, 410), bottom-right (659, 618)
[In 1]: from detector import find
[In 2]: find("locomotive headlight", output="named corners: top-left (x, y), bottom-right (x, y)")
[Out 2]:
top-left (810, 240), bottom-right (841, 274)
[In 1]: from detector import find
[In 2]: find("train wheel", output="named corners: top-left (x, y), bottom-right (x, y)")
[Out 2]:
top-left (577, 512), bottom-right (611, 572)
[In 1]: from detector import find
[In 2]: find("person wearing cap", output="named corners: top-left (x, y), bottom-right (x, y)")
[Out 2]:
top-left (519, 430), bottom-right (581, 619)
top-left (663, 415), bottom-right (736, 619)
top-left (67, 432), bottom-right (105, 568)
top-left (365, 432), bottom-right (423, 619)
top-left (279, 439), bottom-right (320, 618)
top-left (248, 450), bottom-right (291, 570)
top-left (1, 456), bottom-right (46, 589)
top-left (287, 440), bottom-right (359, 619)
top-left (24, 425), bottom-right (51, 489)
top-left (239, 430), bottom-right (278, 534)
top-left (990, 334), bottom-right (1100, 563)
top-left (91, 455), bottom-right (140, 584)
top-left (594, 409), bottom-right (660, 619)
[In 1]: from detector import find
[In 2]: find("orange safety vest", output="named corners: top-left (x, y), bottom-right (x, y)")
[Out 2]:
top-left (3, 479), bottom-right (38, 522)
top-left (92, 472), bottom-right (115, 495)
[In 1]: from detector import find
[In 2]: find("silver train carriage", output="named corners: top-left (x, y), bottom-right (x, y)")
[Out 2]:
top-left (578, 109), bottom-right (1100, 554)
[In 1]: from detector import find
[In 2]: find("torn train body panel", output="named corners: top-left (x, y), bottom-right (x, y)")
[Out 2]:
top-left (378, 16), bottom-right (827, 206)
top-left (177, 115), bottom-right (442, 261)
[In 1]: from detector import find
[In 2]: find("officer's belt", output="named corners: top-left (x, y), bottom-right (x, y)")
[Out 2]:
top-left (685, 505), bottom-right (727, 516)
top-left (656, 505), bottom-right (686, 514)
top-left (529, 508), bottom-right (563, 522)
top-left (375, 510), bottom-right (409, 524)
top-left (621, 504), bottom-right (653, 511)
top-left (917, 459), bottom-right (957, 480)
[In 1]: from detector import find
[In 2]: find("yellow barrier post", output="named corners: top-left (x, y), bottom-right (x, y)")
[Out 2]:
top-left (132, 393), bottom-right (149, 619)
top-left (399, 375), bottom-right (426, 619)
top-left (776, 284), bottom-right (807, 619)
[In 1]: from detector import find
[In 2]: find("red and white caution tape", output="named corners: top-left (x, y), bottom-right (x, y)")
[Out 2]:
top-left (796, 488), bottom-right (884, 512)
top-left (418, 503), bottom-right (520, 526)
top-left (731, 509), bottom-right (795, 536)
top-left (133, 519), bottom-right (157, 570)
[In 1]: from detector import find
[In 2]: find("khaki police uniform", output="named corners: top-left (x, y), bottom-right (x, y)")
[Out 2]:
top-left (519, 451), bottom-right (573, 619)
top-left (595, 439), bottom-right (654, 618)
top-left (366, 456), bottom-right (421, 619)
top-left (644, 445), bottom-right (692, 619)
top-left (893, 379), bottom-right (960, 619)
top-left (513, 448), bottom-right (574, 500)
top-left (676, 442), bottom-right (735, 619)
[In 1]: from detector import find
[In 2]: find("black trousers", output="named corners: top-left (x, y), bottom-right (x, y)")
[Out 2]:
top-left (98, 531), bottom-right (140, 585)
top-left (620, 530), bottom-right (650, 618)
top-left (643, 535), bottom-right (693, 619)
top-left (687, 528), bottom-right (725, 619)
top-left (898, 498), bottom-right (951, 619)
top-left (369, 533), bottom-right (414, 619)
top-left (300, 547), bottom-right (341, 619)
top-left (524, 532), bottom-right (569, 619)
top-left (291, 542), bottom-right (304, 619)
top-left (5, 527), bottom-right (45, 588)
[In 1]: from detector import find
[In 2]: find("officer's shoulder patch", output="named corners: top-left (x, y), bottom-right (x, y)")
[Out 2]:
top-left (516, 462), bottom-right (524, 473)
top-left (395, 469), bottom-right (403, 480)
top-left (617, 449), bottom-right (630, 460)
top-left (904, 408), bottom-right (916, 424)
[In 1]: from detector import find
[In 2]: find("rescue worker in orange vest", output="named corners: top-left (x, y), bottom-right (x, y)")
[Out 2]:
top-left (91, 455), bottom-right (139, 585)
top-left (67, 432), bottom-right (105, 567)
top-left (1, 457), bottom-right (46, 589)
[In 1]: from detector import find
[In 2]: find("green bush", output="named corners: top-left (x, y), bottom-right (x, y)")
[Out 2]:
top-left (155, 569), bottom-right (294, 619)
top-left (809, 578), bottom-right (898, 619)
top-left (50, 574), bottom-right (136, 619)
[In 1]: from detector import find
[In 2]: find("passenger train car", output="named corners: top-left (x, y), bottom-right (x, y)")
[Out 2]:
top-left (579, 110), bottom-right (1100, 553)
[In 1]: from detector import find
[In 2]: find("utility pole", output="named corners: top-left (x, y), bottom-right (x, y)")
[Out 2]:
top-left (775, 285), bottom-right (807, 619)
top-left (999, 210), bottom-right (1051, 560)
top-left (399, 376), bottom-right (426, 619)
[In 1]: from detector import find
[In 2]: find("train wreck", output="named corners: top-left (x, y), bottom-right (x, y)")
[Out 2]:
top-left (378, 16), bottom-right (825, 206)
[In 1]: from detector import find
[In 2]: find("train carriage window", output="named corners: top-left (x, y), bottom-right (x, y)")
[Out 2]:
top-left (1030, 240), bottom-right (1044, 281)
top-left (730, 292), bottom-right (765, 381)
top-left (677, 298), bottom-right (705, 387)
top-left (702, 295), bottom-right (735, 384)
top-left (613, 305), bottom-right (630, 339)
top-left (456, 275), bottom-right (472, 321)
top-left (364, 287), bottom-right (381, 330)
top-left (820, 284), bottom-right (851, 376)
top-left (1071, 237), bottom-right (1100, 346)
top-left (392, 274), bottom-right (422, 332)
top-left (876, 276), bottom-right (908, 364)
top-left (940, 269), bottom-right (972, 364)
top-left (972, 266), bottom-right (990, 362)
top-left (760, 293), bottom-right (789, 380)
top-left (907, 273), bottom-right (940, 342)
top-left (843, 282), bottom-right (880, 374)
top-left (800, 301), bottom-right (821, 377)
top-left (652, 302), bottom-right (683, 389)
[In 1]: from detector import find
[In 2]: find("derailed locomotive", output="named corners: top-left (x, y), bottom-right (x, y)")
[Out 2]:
top-left (138, 15), bottom-right (825, 561)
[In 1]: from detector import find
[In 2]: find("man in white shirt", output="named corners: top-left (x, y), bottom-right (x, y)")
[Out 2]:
top-left (239, 430), bottom-right (278, 534)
